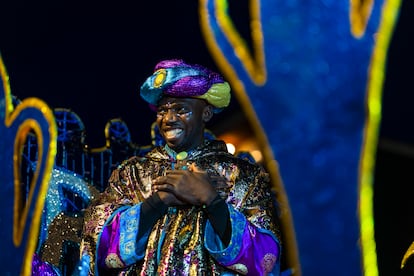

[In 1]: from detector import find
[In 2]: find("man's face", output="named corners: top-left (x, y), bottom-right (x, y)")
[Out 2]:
top-left (156, 97), bottom-right (209, 152)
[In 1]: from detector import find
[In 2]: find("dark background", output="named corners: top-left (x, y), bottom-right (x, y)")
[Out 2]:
top-left (0, 1), bottom-right (413, 275)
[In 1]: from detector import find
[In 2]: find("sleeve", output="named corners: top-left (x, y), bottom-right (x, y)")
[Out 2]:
top-left (204, 206), bottom-right (281, 276)
top-left (204, 165), bottom-right (281, 276)
top-left (96, 205), bottom-right (146, 269)
top-left (96, 193), bottom-right (168, 270)
top-left (79, 158), bottom-right (154, 275)
top-left (204, 194), bottom-right (231, 245)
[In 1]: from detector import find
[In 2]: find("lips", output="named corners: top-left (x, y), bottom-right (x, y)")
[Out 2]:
top-left (164, 128), bottom-right (183, 140)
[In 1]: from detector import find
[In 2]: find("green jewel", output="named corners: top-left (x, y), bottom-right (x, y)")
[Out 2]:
top-left (176, 151), bottom-right (188, 160)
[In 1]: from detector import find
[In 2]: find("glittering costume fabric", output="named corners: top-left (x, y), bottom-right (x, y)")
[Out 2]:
top-left (81, 140), bottom-right (281, 275)
top-left (32, 253), bottom-right (61, 275)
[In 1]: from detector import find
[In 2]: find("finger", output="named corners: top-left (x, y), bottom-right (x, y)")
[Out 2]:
top-left (188, 163), bottom-right (202, 173)
top-left (153, 183), bottom-right (175, 193)
top-left (152, 175), bottom-right (167, 184)
top-left (164, 170), bottom-right (189, 181)
top-left (153, 174), bottom-right (178, 184)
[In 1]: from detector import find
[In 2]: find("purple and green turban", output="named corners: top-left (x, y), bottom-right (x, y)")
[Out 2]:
top-left (140, 59), bottom-right (231, 112)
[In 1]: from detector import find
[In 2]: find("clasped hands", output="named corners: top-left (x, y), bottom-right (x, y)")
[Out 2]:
top-left (152, 164), bottom-right (224, 208)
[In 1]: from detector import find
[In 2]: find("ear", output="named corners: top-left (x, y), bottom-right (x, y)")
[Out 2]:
top-left (202, 105), bottom-right (214, 122)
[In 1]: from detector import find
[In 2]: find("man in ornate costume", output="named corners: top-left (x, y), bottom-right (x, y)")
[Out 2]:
top-left (80, 59), bottom-right (281, 275)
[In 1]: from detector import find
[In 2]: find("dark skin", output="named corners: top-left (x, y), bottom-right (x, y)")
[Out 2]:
top-left (152, 97), bottom-right (219, 207)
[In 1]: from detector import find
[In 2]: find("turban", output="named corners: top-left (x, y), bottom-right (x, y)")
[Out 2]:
top-left (140, 59), bottom-right (231, 113)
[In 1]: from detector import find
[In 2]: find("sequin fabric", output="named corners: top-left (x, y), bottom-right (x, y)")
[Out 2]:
top-left (81, 140), bottom-right (280, 275)
top-left (32, 253), bottom-right (61, 276)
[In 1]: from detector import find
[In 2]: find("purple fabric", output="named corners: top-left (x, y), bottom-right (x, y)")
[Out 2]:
top-left (140, 59), bottom-right (230, 109)
top-left (31, 253), bottom-right (59, 276)
top-left (165, 76), bottom-right (210, 96)
top-left (98, 212), bottom-right (123, 268)
top-left (155, 59), bottom-right (225, 96)
top-left (226, 222), bottom-right (280, 275)
top-left (154, 59), bottom-right (184, 70)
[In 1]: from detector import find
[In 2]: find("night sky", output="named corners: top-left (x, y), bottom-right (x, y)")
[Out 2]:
top-left (0, 0), bottom-right (227, 148)
top-left (1, 1), bottom-right (414, 275)
top-left (0, 1), bottom-right (413, 148)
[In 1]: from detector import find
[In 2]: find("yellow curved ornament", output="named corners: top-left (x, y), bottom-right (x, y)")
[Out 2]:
top-left (401, 241), bottom-right (414, 269)
top-left (214, 0), bottom-right (266, 85)
top-left (350, 0), bottom-right (374, 38)
top-left (359, 0), bottom-right (402, 275)
top-left (199, 0), bottom-right (300, 274)
top-left (0, 55), bottom-right (57, 275)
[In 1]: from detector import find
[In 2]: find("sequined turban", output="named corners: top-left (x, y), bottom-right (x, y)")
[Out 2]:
top-left (140, 59), bottom-right (231, 112)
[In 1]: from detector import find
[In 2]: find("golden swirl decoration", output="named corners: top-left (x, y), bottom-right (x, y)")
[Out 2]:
top-left (0, 55), bottom-right (57, 275)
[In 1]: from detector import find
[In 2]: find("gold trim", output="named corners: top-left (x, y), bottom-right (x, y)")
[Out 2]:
top-left (350, 0), bottom-right (374, 38)
top-left (199, 0), bottom-right (300, 274)
top-left (1, 56), bottom-right (57, 276)
top-left (215, 0), bottom-right (266, 85)
top-left (154, 69), bottom-right (167, 88)
top-left (359, 0), bottom-right (402, 275)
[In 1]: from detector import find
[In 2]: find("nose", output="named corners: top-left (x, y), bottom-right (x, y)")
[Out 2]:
top-left (164, 108), bottom-right (178, 121)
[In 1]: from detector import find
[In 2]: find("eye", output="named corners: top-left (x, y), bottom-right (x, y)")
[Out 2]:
top-left (176, 106), bottom-right (190, 116)
top-left (156, 105), bottom-right (192, 118)
top-left (156, 108), bottom-right (167, 117)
